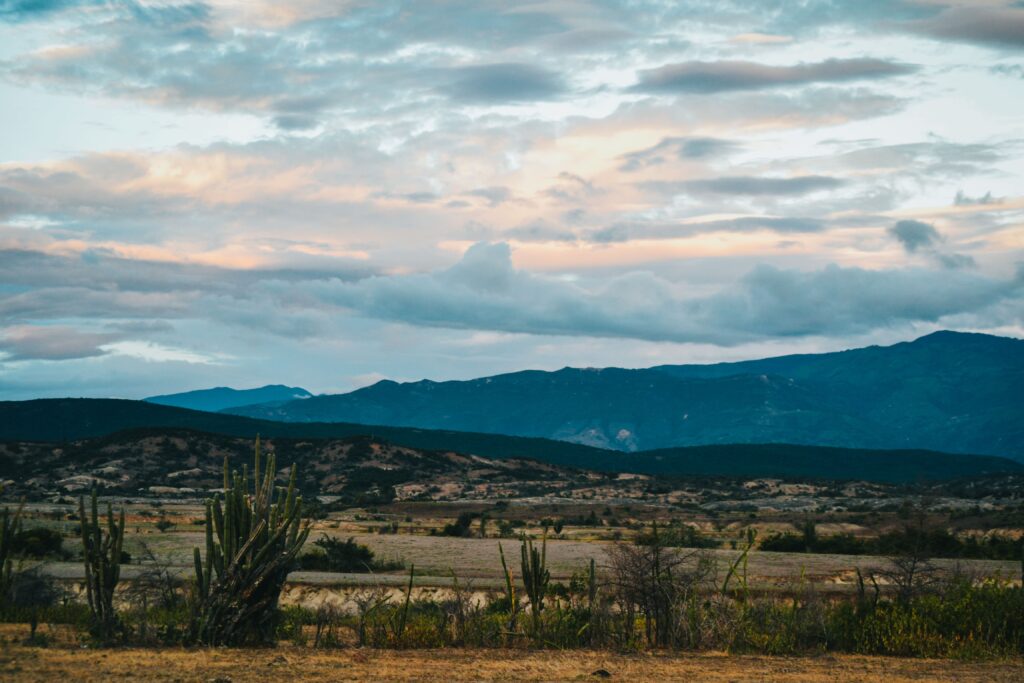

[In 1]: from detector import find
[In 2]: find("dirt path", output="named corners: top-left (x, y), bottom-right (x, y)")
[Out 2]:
top-left (2, 644), bottom-right (1022, 682)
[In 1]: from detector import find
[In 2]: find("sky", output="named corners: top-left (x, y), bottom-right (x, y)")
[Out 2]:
top-left (0, 0), bottom-right (1023, 400)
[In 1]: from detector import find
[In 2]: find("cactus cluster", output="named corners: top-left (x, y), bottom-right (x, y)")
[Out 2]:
top-left (520, 532), bottom-right (550, 638)
top-left (189, 437), bottom-right (310, 646)
top-left (79, 489), bottom-right (126, 642)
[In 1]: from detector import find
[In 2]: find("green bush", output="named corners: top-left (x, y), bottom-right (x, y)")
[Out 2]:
top-left (12, 527), bottom-right (65, 559)
top-left (298, 535), bottom-right (403, 572)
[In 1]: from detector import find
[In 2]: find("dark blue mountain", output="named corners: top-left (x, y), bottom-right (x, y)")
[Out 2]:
top-left (145, 384), bottom-right (311, 412)
top-left (226, 331), bottom-right (1024, 460)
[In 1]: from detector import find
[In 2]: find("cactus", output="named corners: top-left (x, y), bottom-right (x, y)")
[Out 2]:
top-left (0, 502), bottom-right (24, 599)
top-left (520, 532), bottom-right (550, 639)
top-left (498, 541), bottom-right (518, 634)
top-left (392, 563), bottom-right (415, 644)
top-left (79, 488), bottom-right (126, 642)
top-left (722, 528), bottom-right (756, 600)
top-left (189, 437), bottom-right (310, 646)
top-left (587, 557), bottom-right (597, 611)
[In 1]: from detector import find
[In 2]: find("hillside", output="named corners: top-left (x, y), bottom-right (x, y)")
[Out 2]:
top-left (0, 429), bottom-right (589, 502)
top-left (225, 331), bottom-right (1024, 459)
top-left (144, 384), bottom-right (312, 412)
top-left (0, 399), bottom-right (1019, 483)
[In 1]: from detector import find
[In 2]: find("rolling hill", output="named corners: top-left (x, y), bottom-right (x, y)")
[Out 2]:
top-left (0, 429), bottom-right (586, 501)
top-left (0, 398), bottom-right (1019, 483)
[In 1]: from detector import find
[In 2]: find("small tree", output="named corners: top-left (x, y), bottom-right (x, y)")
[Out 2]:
top-left (879, 510), bottom-right (939, 604)
top-left (607, 522), bottom-right (714, 648)
top-left (478, 514), bottom-right (489, 538)
top-left (0, 502), bottom-right (24, 599)
top-left (124, 542), bottom-right (184, 643)
top-left (8, 567), bottom-right (62, 644)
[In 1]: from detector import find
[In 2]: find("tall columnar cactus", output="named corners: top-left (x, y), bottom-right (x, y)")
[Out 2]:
top-left (79, 488), bottom-right (126, 642)
top-left (498, 542), bottom-right (518, 634)
top-left (189, 437), bottom-right (310, 646)
top-left (0, 502), bottom-right (24, 599)
top-left (586, 557), bottom-right (597, 611)
top-left (520, 532), bottom-right (550, 638)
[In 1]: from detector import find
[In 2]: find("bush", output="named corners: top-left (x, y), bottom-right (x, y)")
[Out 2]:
top-left (12, 527), bottom-right (64, 559)
top-left (299, 535), bottom-right (403, 573)
top-left (439, 513), bottom-right (476, 538)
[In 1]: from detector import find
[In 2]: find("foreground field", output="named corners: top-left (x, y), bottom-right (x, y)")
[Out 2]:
top-left (2, 642), bottom-right (1022, 682)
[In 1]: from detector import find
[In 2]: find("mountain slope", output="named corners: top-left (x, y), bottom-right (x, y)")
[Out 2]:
top-left (145, 384), bottom-right (312, 412)
top-left (0, 399), bottom-right (1019, 483)
top-left (226, 331), bottom-right (1024, 459)
top-left (0, 429), bottom-right (588, 501)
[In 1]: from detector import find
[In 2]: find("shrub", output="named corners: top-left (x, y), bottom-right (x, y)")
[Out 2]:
top-left (12, 527), bottom-right (64, 559)
top-left (298, 535), bottom-right (403, 572)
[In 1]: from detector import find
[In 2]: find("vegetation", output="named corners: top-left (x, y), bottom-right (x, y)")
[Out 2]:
top-left (188, 437), bottom-right (310, 646)
top-left (439, 512), bottom-right (477, 537)
top-left (0, 508), bottom-right (1020, 659)
top-left (520, 533), bottom-right (549, 640)
top-left (761, 521), bottom-right (1024, 561)
top-left (0, 502), bottom-right (22, 598)
top-left (299, 535), bottom-right (404, 573)
top-left (79, 488), bottom-right (126, 643)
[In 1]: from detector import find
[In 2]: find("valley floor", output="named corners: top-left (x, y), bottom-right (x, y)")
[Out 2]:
top-left (2, 641), bottom-right (1022, 682)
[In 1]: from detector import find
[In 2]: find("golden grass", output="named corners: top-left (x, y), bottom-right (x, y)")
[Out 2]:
top-left (1, 637), bottom-right (1022, 682)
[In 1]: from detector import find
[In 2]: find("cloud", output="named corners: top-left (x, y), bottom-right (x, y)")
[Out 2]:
top-left (588, 216), bottom-right (826, 243)
top-left (619, 136), bottom-right (737, 171)
top-left (544, 172), bottom-right (600, 202)
top-left (888, 220), bottom-right (976, 270)
top-left (889, 219), bottom-right (940, 253)
top-left (633, 58), bottom-right (915, 94)
top-left (992, 64), bottom-right (1024, 79)
top-left (0, 324), bottom-right (118, 361)
top-left (645, 175), bottom-right (844, 197)
top-left (907, 6), bottom-right (1024, 50)
top-left (954, 190), bottom-right (1002, 206)
top-left (439, 63), bottom-right (567, 103)
top-left (307, 242), bottom-right (1020, 344)
top-left (0, 248), bottom-right (370, 336)
top-left (502, 221), bottom-right (577, 243)
top-left (465, 186), bottom-right (512, 207)
top-left (0, 0), bottom-right (96, 22)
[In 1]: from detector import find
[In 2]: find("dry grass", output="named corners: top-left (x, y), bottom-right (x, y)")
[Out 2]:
top-left (2, 642), bottom-right (1022, 682)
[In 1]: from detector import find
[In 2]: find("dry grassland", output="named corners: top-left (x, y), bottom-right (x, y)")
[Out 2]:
top-left (3, 642), bottom-right (1023, 682)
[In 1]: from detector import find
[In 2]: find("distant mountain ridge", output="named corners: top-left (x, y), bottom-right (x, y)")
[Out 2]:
top-left (225, 331), bottom-right (1024, 459)
top-left (145, 384), bottom-right (312, 412)
top-left (0, 400), bottom-right (1018, 483)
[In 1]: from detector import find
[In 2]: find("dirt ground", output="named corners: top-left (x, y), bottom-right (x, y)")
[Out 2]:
top-left (2, 642), bottom-right (1022, 682)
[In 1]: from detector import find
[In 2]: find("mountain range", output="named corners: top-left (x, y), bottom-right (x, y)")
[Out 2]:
top-left (222, 331), bottom-right (1024, 460)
